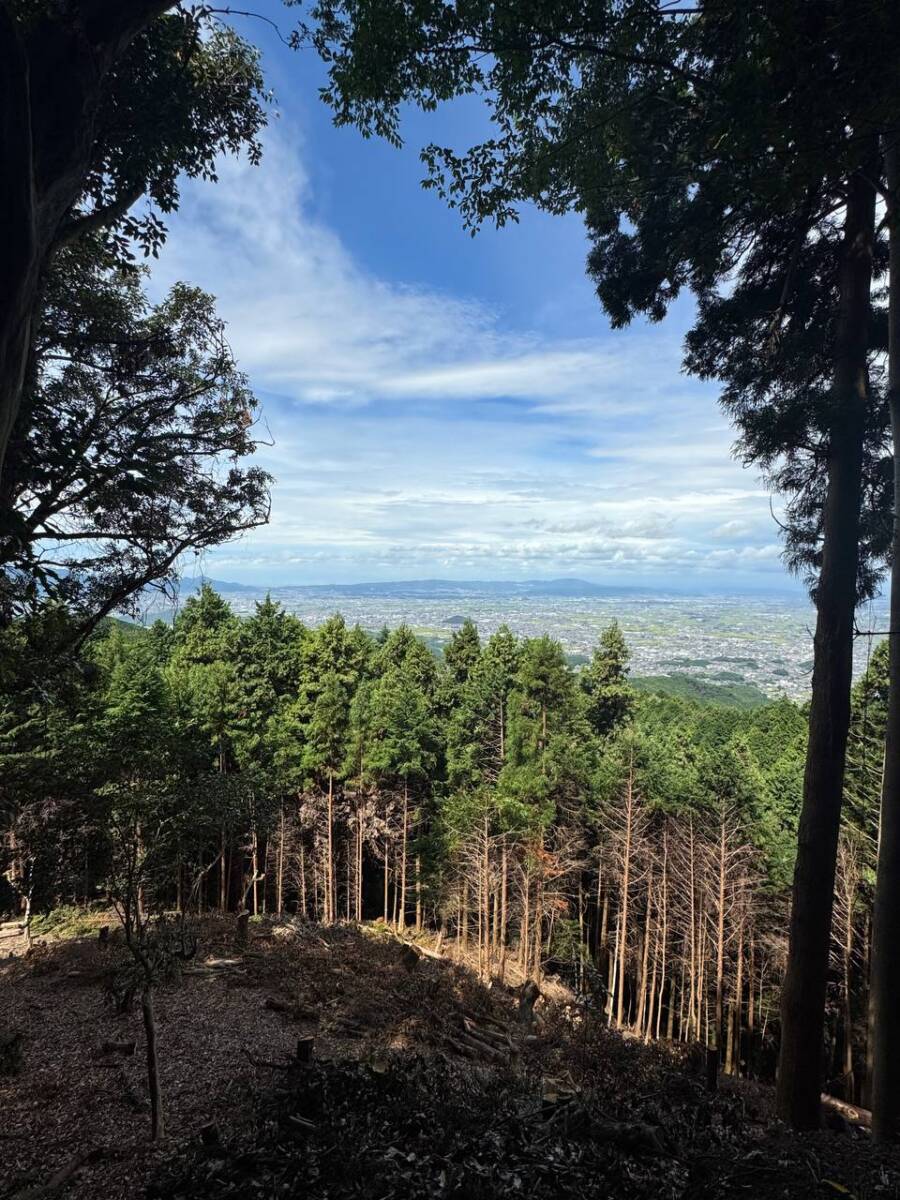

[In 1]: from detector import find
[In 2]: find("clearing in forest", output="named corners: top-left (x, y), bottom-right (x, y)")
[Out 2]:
top-left (1, 917), bottom-right (898, 1200)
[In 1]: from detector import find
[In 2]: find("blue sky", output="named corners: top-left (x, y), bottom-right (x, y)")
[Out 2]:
top-left (150, 4), bottom-right (796, 593)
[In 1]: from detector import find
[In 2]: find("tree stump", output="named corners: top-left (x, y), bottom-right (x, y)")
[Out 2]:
top-left (236, 910), bottom-right (250, 949)
top-left (200, 1123), bottom-right (222, 1151)
top-left (519, 980), bottom-right (541, 1030)
top-left (0, 1029), bottom-right (23, 1076)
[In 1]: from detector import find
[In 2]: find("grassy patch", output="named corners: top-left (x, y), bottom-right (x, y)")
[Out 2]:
top-left (29, 905), bottom-right (104, 940)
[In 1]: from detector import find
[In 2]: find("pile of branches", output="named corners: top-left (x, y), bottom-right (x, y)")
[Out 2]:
top-left (148, 1036), bottom-right (899, 1200)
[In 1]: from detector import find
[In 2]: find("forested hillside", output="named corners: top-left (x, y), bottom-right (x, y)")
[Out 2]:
top-left (2, 586), bottom-right (886, 1104)
top-left (7, 0), bottom-right (900, 1189)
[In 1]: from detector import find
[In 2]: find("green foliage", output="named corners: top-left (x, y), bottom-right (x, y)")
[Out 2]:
top-left (632, 673), bottom-right (770, 710)
top-left (0, 584), bottom-right (819, 934)
top-left (1, 243), bottom-right (270, 631)
top-left (29, 906), bottom-right (100, 940)
top-left (581, 620), bottom-right (633, 737)
top-left (302, 1), bottom-right (898, 591)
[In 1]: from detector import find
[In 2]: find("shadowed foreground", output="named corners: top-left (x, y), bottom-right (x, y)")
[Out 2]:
top-left (2, 918), bottom-right (899, 1199)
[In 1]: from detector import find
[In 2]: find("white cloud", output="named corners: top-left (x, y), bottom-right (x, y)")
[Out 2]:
top-left (152, 126), bottom-right (785, 585)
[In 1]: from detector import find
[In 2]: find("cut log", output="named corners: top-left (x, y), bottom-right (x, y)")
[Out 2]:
top-left (401, 939), bottom-right (443, 962)
top-left (821, 1093), bottom-right (872, 1129)
top-left (100, 1040), bottom-right (136, 1057)
top-left (462, 1017), bottom-right (508, 1049)
top-left (444, 1032), bottom-right (506, 1063)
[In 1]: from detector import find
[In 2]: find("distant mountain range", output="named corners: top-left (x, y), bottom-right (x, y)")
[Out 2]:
top-left (188, 577), bottom-right (666, 600)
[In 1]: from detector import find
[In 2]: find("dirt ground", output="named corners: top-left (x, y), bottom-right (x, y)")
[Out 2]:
top-left (2, 916), bottom-right (900, 1200)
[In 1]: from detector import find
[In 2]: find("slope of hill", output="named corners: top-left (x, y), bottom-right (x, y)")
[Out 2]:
top-left (2, 917), bottom-right (893, 1200)
top-left (632, 673), bottom-right (771, 709)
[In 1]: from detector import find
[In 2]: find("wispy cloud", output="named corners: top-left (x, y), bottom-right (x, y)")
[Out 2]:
top-left (152, 127), bottom-right (787, 587)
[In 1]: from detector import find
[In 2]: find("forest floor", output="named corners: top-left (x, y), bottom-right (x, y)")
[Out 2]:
top-left (1, 915), bottom-right (900, 1200)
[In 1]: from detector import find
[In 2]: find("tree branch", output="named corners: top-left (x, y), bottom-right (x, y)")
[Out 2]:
top-left (53, 182), bottom-right (145, 250)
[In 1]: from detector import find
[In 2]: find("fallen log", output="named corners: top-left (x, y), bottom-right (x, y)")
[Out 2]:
top-left (401, 939), bottom-right (443, 962)
top-left (590, 1120), bottom-right (666, 1156)
top-left (444, 1032), bottom-right (507, 1063)
top-left (264, 996), bottom-right (319, 1022)
top-left (821, 1093), bottom-right (872, 1129)
top-left (12, 1148), bottom-right (104, 1200)
top-left (99, 1040), bottom-right (136, 1057)
top-left (462, 1017), bottom-right (508, 1049)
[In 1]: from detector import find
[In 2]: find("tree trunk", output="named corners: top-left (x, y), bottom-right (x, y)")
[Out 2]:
top-left (871, 138), bottom-right (900, 1143)
top-left (499, 839), bottom-right (509, 983)
top-left (608, 912), bottom-right (620, 1027)
top-left (415, 854), bottom-right (422, 931)
top-left (636, 869), bottom-right (653, 1034)
top-left (747, 934), bottom-right (756, 1076)
top-left (732, 917), bottom-right (744, 1079)
top-left (616, 756), bottom-right (634, 1028)
top-left (843, 905), bottom-right (855, 1100)
top-left (142, 988), bottom-right (164, 1142)
top-left (326, 773), bottom-right (334, 924)
top-left (383, 835), bottom-right (390, 924)
top-left (710, 819), bottom-right (727, 1085)
top-left (276, 806), bottom-right (285, 917)
top-left (219, 827), bottom-right (227, 913)
top-left (399, 780), bottom-right (408, 930)
top-left (657, 829), bottom-right (668, 1041)
top-left (300, 838), bottom-right (308, 919)
top-left (777, 164), bottom-right (876, 1130)
top-left (483, 814), bottom-right (491, 976)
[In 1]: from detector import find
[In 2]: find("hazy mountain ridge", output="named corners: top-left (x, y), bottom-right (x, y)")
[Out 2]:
top-left (190, 576), bottom-right (798, 600)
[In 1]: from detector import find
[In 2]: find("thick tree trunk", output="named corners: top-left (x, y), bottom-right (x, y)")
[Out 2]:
top-left (777, 165), bottom-right (876, 1130)
top-left (0, 2), bottom-right (175, 499)
top-left (871, 138), bottom-right (900, 1143)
